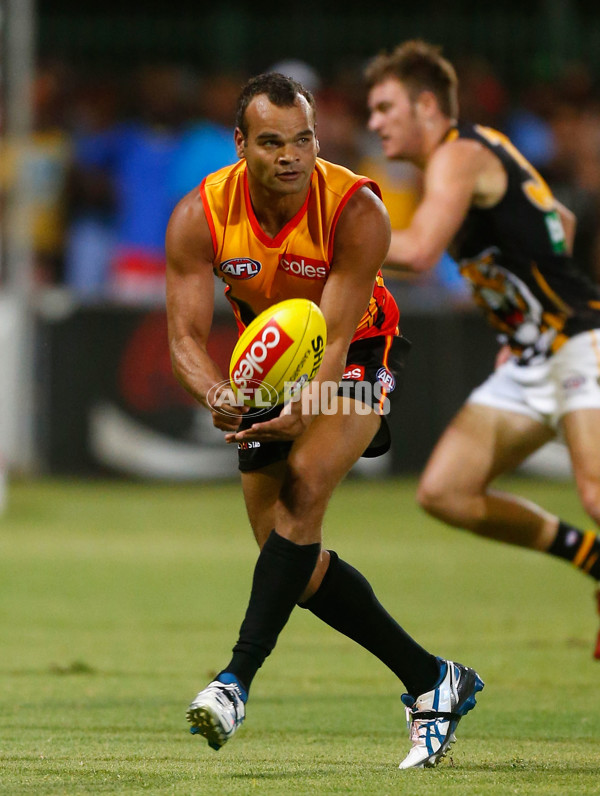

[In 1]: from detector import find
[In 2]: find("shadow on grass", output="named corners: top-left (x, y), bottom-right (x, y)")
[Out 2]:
top-left (221, 757), bottom-right (600, 779)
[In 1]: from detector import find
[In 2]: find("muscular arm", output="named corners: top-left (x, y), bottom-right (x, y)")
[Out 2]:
top-left (385, 140), bottom-right (490, 272)
top-left (166, 191), bottom-right (244, 430)
top-left (316, 186), bottom-right (391, 383)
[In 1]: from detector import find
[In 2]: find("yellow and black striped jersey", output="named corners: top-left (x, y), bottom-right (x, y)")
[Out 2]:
top-left (448, 123), bottom-right (600, 361)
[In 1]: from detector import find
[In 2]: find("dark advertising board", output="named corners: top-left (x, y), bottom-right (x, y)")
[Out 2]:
top-left (36, 302), bottom-right (497, 479)
top-left (36, 303), bottom-right (240, 479)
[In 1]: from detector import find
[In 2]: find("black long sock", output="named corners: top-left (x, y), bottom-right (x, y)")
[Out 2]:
top-left (221, 530), bottom-right (320, 694)
top-left (548, 520), bottom-right (600, 579)
top-left (300, 551), bottom-right (440, 697)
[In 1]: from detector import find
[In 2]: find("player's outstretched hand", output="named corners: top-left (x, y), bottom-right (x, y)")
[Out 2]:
top-left (225, 394), bottom-right (313, 443)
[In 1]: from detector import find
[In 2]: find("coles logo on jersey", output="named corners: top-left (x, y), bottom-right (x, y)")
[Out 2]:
top-left (230, 319), bottom-right (294, 390)
top-left (376, 367), bottom-right (396, 391)
top-left (278, 254), bottom-right (329, 280)
top-left (220, 258), bottom-right (262, 279)
top-left (342, 364), bottom-right (365, 381)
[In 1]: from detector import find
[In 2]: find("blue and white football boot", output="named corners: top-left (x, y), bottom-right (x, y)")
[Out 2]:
top-left (186, 677), bottom-right (246, 751)
top-left (398, 658), bottom-right (484, 769)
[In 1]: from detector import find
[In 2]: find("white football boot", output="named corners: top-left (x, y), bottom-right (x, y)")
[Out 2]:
top-left (186, 679), bottom-right (246, 750)
top-left (398, 658), bottom-right (484, 769)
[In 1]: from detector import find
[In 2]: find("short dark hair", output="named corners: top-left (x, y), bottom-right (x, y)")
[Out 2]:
top-left (235, 72), bottom-right (316, 138)
top-left (365, 39), bottom-right (458, 119)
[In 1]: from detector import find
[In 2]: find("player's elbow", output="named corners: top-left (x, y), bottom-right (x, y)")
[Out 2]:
top-left (385, 234), bottom-right (439, 273)
top-left (385, 249), bottom-right (438, 273)
top-left (411, 251), bottom-right (441, 272)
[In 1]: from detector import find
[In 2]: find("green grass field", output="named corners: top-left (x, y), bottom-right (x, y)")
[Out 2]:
top-left (1, 474), bottom-right (599, 795)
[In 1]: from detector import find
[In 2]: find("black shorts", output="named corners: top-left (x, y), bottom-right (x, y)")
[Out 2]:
top-left (237, 334), bottom-right (411, 472)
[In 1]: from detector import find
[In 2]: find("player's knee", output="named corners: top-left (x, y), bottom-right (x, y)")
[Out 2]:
top-left (417, 473), bottom-right (459, 522)
top-left (416, 474), bottom-right (445, 515)
top-left (280, 459), bottom-right (330, 519)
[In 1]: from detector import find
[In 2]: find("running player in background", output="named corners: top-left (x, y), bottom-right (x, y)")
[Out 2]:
top-left (365, 40), bottom-right (600, 657)
top-left (166, 71), bottom-right (483, 769)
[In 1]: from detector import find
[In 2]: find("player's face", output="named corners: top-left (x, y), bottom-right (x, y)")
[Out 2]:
top-left (367, 78), bottom-right (424, 161)
top-left (236, 94), bottom-right (319, 196)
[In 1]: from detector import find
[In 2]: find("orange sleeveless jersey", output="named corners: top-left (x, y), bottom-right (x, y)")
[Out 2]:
top-left (200, 157), bottom-right (400, 342)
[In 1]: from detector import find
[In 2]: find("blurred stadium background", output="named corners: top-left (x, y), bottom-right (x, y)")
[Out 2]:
top-left (3, 0), bottom-right (599, 502)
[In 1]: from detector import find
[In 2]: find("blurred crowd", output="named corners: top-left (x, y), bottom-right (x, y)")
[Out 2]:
top-left (4, 54), bottom-right (600, 307)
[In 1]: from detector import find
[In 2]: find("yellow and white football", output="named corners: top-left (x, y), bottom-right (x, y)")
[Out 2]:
top-left (229, 298), bottom-right (327, 408)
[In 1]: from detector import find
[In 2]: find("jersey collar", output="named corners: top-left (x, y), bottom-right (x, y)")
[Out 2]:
top-left (243, 167), bottom-right (313, 249)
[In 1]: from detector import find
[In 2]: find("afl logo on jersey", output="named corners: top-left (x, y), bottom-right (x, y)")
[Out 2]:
top-left (220, 258), bottom-right (262, 279)
top-left (376, 367), bottom-right (396, 391)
